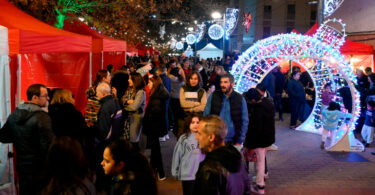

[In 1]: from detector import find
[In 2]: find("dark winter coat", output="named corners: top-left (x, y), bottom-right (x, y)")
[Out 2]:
top-left (0, 103), bottom-right (54, 173)
top-left (273, 70), bottom-right (285, 95)
top-left (194, 145), bottom-right (250, 195)
top-left (95, 95), bottom-right (123, 143)
top-left (287, 78), bottom-right (306, 103)
top-left (198, 69), bottom-right (208, 89)
top-left (48, 103), bottom-right (87, 144)
top-left (0, 103), bottom-right (54, 193)
top-left (244, 99), bottom-right (275, 149)
top-left (142, 85), bottom-right (169, 137)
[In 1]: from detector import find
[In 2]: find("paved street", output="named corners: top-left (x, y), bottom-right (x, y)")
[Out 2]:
top-left (156, 114), bottom-right (375, 195)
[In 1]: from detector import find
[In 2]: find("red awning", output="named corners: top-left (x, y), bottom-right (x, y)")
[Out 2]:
top-left (0, 0), bottom-right (92, 54)
top-left (63, 19), bottom-right (126, 52)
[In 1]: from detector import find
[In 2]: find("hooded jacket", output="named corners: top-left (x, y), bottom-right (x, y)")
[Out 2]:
top-left (244, 99), bottom-right (275, 149)
top-left (0, 103), bottom-right (54, 174)
top-left (194, 145), bottom-right (250, 195)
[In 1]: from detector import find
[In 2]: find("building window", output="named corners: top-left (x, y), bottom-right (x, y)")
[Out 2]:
top-left (263, 27), bottom-right (271, 38)
top-left (310, 5), bottom-right (317, 22)
top-left (287, 4), bottom-right (295, 20)
top-left (264, 5), bottom-right (272, 20)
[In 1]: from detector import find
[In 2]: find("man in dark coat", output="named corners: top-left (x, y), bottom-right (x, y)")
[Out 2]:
top-left (157, 64), bottom-right (171, 140)
top-left (244, 88), bottom-right (275, 194)
top-left (287, 71), bottom-right (306, 129)
top-left (94, 82), bottom-right (123, 192)
top-left (0, 84), bottom-right (54, 195)
top-left (195, 61), bottom-right (208, 89)
top-left (194, 115), bottom-right (250, 195)
top-left (273, 67), bottom-right (285, 121)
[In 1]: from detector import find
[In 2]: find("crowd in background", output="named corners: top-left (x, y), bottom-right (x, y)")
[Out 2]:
top-left (1, 53), bottom-right (373, 195)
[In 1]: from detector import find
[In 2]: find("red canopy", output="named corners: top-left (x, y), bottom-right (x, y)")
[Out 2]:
top-left (0, 0), bottom-right (91, 55)
top-left (63, 19), bottom-right (126, 52)
top-left (291, 29), bottom-right (300, 34)
top-left (304, 23), bottom-right (319, 36)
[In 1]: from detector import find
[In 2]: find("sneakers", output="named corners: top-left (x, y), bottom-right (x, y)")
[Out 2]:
top-left (267, 144), bottom-right (278, 151)
top-left (251, 184), bottom-right (265, 195)
top-left (251, 172), bottom-right (269, 183)
top-left (320, 142), bottom-right (325, 149)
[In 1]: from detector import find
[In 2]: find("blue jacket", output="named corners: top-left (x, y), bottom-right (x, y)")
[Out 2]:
top-left (364, 109), bottom-right (375, 127)
top-left (171, 133), bottom-right (205, 180)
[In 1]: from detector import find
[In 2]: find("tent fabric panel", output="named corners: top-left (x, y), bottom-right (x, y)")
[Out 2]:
top-left (103, 39), bottom-right (126, 52)
top-left (341, 40), bottom-right (374, 55)
top-left (103, 51), bottom-right (125, 70)
top-left (9, 55), bottom-right (17, 111)
top-left (92, 38), bottom-right (103, 53)
top-left (91, 52), bottom-right (102, 84)
top-left (20, 53), bottom-right (90, 113)
top-left (19, 31), bottom-right (91, 53)
top-left (7, 29), bottom-right (19, 55)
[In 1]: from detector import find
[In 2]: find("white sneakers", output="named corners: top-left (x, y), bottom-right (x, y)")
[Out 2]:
top-left (267, 144), bottom-right (278, 151)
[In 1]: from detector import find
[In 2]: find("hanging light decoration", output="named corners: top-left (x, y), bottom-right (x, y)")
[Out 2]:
top-left (225, 8), bottom-right (240, 40)
top-left (208, 24), bottom-right (224, 40)
top-left (176, 42), bottom-right (184, 50)
top-left (324, 0), bottom-right (345, 17)
top-left (195, 23), bottom-right (206, 43)
top-left (186, 34), bottom-right (197, 45)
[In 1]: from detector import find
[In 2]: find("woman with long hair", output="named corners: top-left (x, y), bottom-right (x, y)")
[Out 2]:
top-left (121, 72), bottom-right (146, 151)
top-left (44, 136), bottom-right (95, 195)
top-left (142, 76), bottom-right (169, 180)
top-left (49, 89), bottom-right (87, 145)
top-left (171, 114), bottom-right (204, 195)
top-left (101, 139), bottom-right (157, 195)
top-left (180, 71), bottom-right (207, 115)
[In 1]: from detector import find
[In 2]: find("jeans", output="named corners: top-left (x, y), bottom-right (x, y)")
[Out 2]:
top-left (290, 100), bottom-right (304, 126)
top-left (274, 95), bottom-right (283, 119)
top-left (149, 134), bottom-right (165, 178)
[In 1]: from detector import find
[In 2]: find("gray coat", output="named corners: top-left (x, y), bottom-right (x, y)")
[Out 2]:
top-left (123, 90), bottom-right (146, 142)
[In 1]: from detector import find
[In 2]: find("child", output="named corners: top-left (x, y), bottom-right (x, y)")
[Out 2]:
top-left (101, 139), bottom-right (157, 195)
top-left (361, 101), bottom-right (375, 147)
top-left (321, 101), bottom-right (351, 149)
top-left (321, 83), bottom-right (336, 111)
top-left (171, 114), bottom-right (205, 195)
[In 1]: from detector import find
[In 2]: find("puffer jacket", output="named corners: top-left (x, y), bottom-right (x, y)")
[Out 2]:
top-left (194, 145), bottom-right (250, 195)
top-left (0, 103), bottom-right (54, 174)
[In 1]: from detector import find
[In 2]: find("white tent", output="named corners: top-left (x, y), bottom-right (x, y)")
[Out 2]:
top-left (197, 43), bottom-right (223, 60)
top-left (0, 25), bottom-right (15, 194)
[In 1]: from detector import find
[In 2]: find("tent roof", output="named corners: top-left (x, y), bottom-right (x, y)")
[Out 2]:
top-left (304, 23), bottom-right (373, 55)
top-left (197, 43), bottom-right (223, 52)
top-left (341, 40), bottom-right (374, 55)
top-left (63, 19), bottom-right (126, 52)
top-left (0, 0), bottom-right (91, 54)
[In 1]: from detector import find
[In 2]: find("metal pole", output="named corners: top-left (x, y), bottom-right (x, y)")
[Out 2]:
top-left (318, 0), bottom-right (325, 25)
top-left (89, 52), bottom-right (92, 86)
top-left (101, 51), bottom-right (104, 69)
top-left (17, 54), bottom-right (21, 105)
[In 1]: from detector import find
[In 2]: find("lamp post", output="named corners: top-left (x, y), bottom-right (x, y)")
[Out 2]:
top-left (211, 11), bottom-right (225, 61)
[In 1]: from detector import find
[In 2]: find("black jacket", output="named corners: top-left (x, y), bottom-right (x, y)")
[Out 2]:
top-left (48, 103), bottom-right (87, 143)
top-left (142, 85), bottom-right (169, 137)
top-left (194, 145), bottom-right (250, 195)
top-left (0, 103), bottom-right (54, 173)
top-left (287, 79), bottom-right (306, 102)
top-left (95, 95), bottom-right (122, 142)
top-left (244, 99), bottom-right (275, 149)
top-left (273, 71), bottom-right (285, 95)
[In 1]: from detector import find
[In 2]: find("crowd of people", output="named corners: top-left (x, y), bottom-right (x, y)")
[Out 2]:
top-left (1, 53), bottom-right (373, 195)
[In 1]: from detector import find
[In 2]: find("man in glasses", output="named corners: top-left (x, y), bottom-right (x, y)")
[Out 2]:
top-left (0, 84), bottom-right (54, 195)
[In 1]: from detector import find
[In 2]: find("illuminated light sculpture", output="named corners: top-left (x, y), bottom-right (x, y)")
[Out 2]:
top-left (169, 38), bottom-right (177, 49)
top-left (186, 34), bottom-right (197, 45)
top-left (195, 23), bottom-right (206, 43)
top-left (231, 20), bottom-right (363, 152)
top-left (176, 42), bottom-right (184, 50)
top-left (324, 0), bottom-right (345, 17)
top-left (225, 8), bottom-right (240, 40)
top-left (208, 24), bottom-right (224, 40)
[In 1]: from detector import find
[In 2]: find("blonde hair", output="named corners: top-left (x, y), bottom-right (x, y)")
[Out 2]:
top-left (51, 89), bottom-right (75, 105)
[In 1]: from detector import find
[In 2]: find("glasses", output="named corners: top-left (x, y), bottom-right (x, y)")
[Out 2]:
top-left (39, 94), bottom-right (49, 98)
